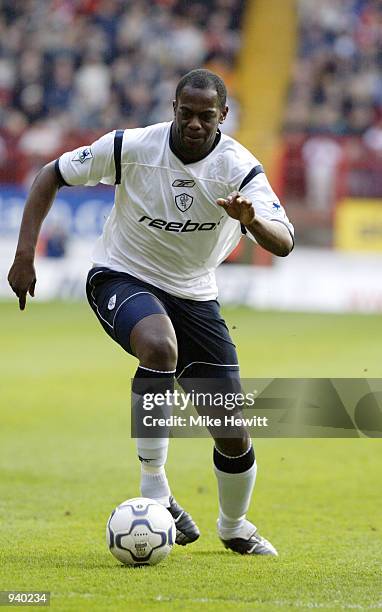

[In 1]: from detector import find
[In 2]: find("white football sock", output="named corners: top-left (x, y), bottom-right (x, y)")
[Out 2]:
top-left (137, 438), bottom-right (171, 507)
top-left (133, 366), bottom-right (175, 508)
top-left (140, 463), bottom-right (171, 507)
top-left (214, 446), bottom-right (257, 538)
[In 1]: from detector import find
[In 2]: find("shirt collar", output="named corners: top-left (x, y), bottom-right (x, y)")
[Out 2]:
top-left (169, 122), bottom-right (222, 165)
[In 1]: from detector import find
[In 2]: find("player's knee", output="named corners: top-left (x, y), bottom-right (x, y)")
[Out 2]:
top-left (139, 336), bottom-right (178, 370)
top-left (215, 434), bottom-right (250, 457)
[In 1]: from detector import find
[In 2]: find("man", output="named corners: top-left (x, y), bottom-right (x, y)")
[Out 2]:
top-left (8, 69), bottom-right (293, 556)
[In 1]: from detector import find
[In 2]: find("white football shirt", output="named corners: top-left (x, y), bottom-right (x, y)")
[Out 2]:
top-left (58, 122), bottom-right (294, 300)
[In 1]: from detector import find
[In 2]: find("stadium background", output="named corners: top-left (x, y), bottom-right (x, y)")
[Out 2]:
top-left (1, 1), bottom-right (381, 610)
top-left (1, 0), bottom-right (382, 311)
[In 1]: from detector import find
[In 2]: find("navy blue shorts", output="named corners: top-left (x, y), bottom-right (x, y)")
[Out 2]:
top-left (86, 267), bottom-right (239, 379)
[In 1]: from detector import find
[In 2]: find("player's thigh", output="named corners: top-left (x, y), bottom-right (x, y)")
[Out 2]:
top-left (86, 267), bottom-right (175, 357)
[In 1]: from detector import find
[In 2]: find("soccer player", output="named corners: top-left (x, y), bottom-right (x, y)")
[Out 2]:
top-left (8, 69), bottom-right (293, 556)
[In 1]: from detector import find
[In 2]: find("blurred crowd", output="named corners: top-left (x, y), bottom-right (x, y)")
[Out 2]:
top-left (283, 0), bottom-right (382, 209)
top-left (0, 0), bottom-right (244, 183)
top-left (286, 0), bottom-right (382, 138)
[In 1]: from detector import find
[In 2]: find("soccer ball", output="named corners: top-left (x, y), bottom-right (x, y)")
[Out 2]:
top-left (106, 497), bottom-right (176, 566)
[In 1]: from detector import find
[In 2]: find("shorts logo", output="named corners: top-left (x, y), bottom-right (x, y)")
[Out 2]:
top-left (108, 294), bottom-right (117, 310)
top-left (272, 202), bottom-right (281, 211)
top-left (175, 193), bottom-right (194, 212)
top-left (72, 147), bottom-right (93, 163)
top-left (172, 179), bottom-right (196, 188)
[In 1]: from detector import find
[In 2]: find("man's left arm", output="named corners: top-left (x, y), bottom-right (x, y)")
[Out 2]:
top-left (216, 191), bottom-right (293, 257)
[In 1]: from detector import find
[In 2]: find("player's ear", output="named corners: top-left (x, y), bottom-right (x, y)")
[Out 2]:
top-left (219, 105), bottom-right (229, 124)
top-left (172, 99), bottom-right (177, 115)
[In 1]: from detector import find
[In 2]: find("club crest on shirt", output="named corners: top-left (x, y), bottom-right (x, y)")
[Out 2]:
top-left (72, 147), bottom-right (93, 164)
top-left (175, 193), bottom-right (194, 212)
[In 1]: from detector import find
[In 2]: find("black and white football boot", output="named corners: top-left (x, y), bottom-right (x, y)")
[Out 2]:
top-left (167, 496), bottom-right (200, 546)
top-left (219, 519), bottom-right (278, 556)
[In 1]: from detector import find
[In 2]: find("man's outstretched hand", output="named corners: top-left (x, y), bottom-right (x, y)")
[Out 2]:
top-left (216, 191), bottom-right (255, 226)
top-left (8, 256), bottom-right (36, 310)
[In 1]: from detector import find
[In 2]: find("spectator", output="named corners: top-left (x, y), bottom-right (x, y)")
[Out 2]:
top-left (302, 135), bottom-right (343, 211)
top-left (363, 116), bottom-right (382, 154)
top-left (44, 56), bottom-right (75, 113)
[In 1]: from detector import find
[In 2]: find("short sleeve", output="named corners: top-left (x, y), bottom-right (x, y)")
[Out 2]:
top-left (57, 131), bottom-right (116, 187)
top-left (240, 171), bottom-right (294, 239)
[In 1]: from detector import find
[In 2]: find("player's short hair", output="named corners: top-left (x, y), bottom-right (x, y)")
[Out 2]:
top-left (175, 69), bottom-right (227, 110)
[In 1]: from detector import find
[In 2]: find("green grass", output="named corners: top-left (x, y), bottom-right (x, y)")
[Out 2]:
top-left (0, 302), bottom-right (381, 610)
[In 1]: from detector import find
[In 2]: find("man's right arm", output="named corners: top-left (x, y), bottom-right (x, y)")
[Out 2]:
top-left (8, 130), bottom-right (120, 310)
top-left (8, 161), bottom-right (60, 310)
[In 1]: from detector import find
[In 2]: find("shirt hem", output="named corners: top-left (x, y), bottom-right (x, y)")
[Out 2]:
top-left (91, 261), bottom-right (218, 301)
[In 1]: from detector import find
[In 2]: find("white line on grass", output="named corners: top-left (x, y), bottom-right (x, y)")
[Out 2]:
top-left (155, 596), bottom-right (382, 609)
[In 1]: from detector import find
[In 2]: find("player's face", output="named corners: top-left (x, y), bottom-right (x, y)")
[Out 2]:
top-left (173, 86), bottom-right (228, 160)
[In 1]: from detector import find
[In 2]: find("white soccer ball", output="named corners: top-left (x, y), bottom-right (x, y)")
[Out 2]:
top-left (106, 497), bottom-right (176, 566)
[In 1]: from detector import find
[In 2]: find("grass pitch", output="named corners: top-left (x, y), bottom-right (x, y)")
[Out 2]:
top-left (0, 301), bottom-right (381, 610)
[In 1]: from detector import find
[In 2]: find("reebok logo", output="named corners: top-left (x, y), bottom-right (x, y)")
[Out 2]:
top-left (172, 179), bottom-right (196, 188)
top-left (138, 215), bottom-right (224, 233)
